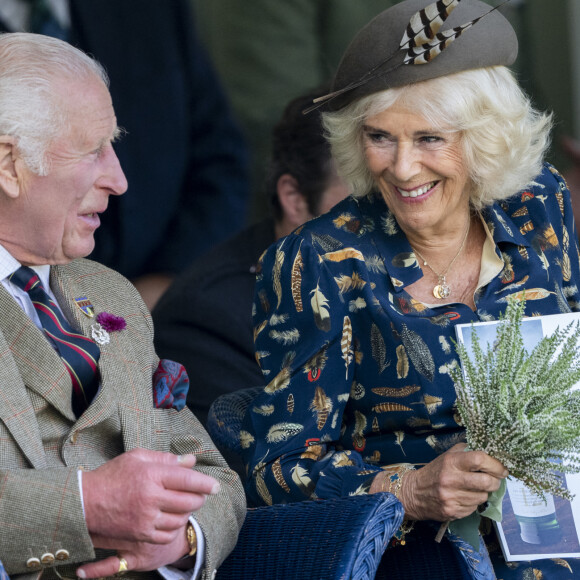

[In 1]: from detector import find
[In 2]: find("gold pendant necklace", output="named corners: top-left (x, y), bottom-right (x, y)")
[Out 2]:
top-left (411, 219), bottom-right (470, 300)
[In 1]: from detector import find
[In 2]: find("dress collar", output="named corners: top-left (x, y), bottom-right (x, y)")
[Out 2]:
top-left (359, 193), bottom-right (527, 294)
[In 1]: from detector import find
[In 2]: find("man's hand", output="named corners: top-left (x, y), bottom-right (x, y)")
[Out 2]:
top-left (77, 534), bottom-right (190, 578)
top-left (78, 448), bottom-right (218, 574)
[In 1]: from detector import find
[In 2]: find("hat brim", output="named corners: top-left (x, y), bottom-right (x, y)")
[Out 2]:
top-left (329, 0), bottom-right (518, 111)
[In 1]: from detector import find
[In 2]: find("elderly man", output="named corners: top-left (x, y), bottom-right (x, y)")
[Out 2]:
top-left (0, 32), bottom-right (245, 580)
top-left (0, 0), bottom-right (251, 311)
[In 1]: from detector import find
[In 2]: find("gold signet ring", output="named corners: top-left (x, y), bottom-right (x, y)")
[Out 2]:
top-left (117, 558), bottom-right (129, 575)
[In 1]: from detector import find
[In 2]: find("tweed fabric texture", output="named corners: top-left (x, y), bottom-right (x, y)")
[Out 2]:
top-left (0, 258), bottom-right (245, 580)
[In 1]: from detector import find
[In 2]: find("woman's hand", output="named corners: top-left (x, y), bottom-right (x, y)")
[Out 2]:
top-left (373, 444), bottom-right (508, 522)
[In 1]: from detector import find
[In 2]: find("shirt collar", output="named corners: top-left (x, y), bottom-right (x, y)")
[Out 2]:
top-left (0, 243), bottom-right (52, 289)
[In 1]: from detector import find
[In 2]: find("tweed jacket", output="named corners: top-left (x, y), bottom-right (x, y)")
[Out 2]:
top-left (0, 259), bottom-right (245, 580)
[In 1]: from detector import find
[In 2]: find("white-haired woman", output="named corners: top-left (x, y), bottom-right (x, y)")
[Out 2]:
top-left (242, 0), bottom-right (580, 577)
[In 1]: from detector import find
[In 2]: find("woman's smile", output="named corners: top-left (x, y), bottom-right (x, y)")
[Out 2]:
top-left (395, 181), bottom-right (438, 199)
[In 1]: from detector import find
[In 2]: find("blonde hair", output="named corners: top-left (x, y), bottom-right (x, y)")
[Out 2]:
top-left (0, 33), bottom-right (108, 175)
top-left (322, 66), bottom-right (552, 211)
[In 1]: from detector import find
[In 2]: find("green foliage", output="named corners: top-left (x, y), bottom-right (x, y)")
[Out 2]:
top-left (452, 298), bottom-right (580, 500)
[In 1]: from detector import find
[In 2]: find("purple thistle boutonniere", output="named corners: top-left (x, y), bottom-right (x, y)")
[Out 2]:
top-left (91, 312), bottom-right (127, 346)
top-left (96, 312), bottom-right (127, 332)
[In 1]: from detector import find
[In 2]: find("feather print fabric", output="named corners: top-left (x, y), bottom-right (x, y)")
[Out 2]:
top-left (291, 244), bottom-right (304, 312)
top-left (371, 323), bottom-right (389, 373)
top-left (310, 284), bottom-right (331, 332)
top-left (243, 164), bottom-right (580, 515)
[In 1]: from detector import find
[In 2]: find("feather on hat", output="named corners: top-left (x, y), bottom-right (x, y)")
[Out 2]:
top-left (307, 0), bottom-right (517, 113)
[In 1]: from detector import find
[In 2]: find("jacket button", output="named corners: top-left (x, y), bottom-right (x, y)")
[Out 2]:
top-left (70, 431), bottom-right (78, 444)
top-left (41, 553), bottom-right (55, 565)
top-left (55, 549), bottom-right (70, 561)
top-left (26, 557), bottom-right (41, 569)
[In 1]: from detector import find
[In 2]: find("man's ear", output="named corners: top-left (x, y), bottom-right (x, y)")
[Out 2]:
top-left (276, 174), bottom-right (312, 229)
top-left (0, 137), bottom-right (21, 199)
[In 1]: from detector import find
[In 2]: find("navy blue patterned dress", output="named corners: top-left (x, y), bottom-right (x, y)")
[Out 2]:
top-left (243, 163), bottom-right (580, 578)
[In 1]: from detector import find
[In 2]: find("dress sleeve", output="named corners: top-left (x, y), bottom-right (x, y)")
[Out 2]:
top-left (546, 164), bottom-right (580, 306)
top-left (242, 232), bottom-right (382, 506)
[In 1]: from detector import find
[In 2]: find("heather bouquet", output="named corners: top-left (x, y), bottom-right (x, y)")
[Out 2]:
top-left (444, 298), bottom-right (580, 546)
top-left (452, 298), bottom-right (580, 500)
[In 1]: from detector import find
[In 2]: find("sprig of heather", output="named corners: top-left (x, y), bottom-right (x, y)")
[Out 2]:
top-left (451, 298), bottom-right (580, 501)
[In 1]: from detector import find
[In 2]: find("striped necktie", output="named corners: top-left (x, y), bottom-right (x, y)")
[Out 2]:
top-left (10, 266), bottom-right (100, 417)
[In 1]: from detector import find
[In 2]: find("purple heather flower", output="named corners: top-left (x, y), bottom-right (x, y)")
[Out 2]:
top-left (96, 311), bottom-right (127, 332)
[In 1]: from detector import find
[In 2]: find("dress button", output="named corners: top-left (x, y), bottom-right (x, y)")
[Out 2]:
top-left (26, 557), bottom-right (41, 569)
top-left (41, 552), bottom-right (55, 565)
top-left (55, 549), bottom-right (70, 561)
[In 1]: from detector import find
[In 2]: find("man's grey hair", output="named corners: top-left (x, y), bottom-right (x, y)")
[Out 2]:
top-left (0, 33), bottom-right (109, 175)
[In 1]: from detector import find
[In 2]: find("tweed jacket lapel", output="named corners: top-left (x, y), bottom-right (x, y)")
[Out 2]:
top-left (49, 265), bottom-right (122, 432)
top-left (0, 258), bottom-right (166, 474)
top-left (51, 263), bottom-right (161, 450)
top-left (0, 282), bottom-right (77, 416)
top-left (0, 288), bottom-right (49, 468)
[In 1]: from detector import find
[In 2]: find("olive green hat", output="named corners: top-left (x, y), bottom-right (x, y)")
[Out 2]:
top-left (317, 0), bottom-right (517, 112)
